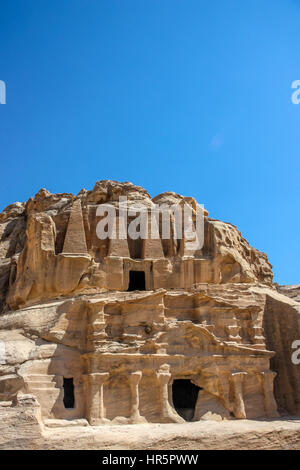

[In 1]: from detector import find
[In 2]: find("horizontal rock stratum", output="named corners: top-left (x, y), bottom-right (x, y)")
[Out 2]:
top-left (0, 180), bottom-right (299, 448)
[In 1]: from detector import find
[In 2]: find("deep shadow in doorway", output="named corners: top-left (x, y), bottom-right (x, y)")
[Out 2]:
top-left (172, 379), bottom-right (201, 421)
top-left (127, 270), bottom-right (146, 291)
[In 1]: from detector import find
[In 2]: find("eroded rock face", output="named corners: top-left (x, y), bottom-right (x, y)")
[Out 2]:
top-left (1, 181), bottom-right (273, 312)
top-left (0, 180), bottom-right (298, 427)
top-left (275, 284), bottom-right (300, 303)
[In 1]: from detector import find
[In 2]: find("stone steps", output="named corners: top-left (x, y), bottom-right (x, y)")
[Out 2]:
top-left (24, 374), bottom-right (59, 391)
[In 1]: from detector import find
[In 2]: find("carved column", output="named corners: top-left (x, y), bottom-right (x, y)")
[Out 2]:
top-left (231, 372), bottom-right (247, 419)
top-left (156, 364), bottom-right (184, 423)
top-left (128, 371), bottom-right (147, 423)
top-left (84, 372), bottom-right (109, 425)
top-left (258, 371), bottom-right (279, 418)
top-left (218, 374), bottom-right (231, 413)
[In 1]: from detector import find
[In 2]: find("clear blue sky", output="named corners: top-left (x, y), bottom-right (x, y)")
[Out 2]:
top-left (0, 0), bottom-right (299, 284)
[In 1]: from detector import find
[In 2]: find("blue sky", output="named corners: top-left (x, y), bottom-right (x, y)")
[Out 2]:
top-left (0, 0), bottom-right (299, 284)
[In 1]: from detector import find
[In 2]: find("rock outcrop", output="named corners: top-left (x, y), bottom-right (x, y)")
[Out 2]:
top-left (275, 284), bottom-right (300, 303)
top-left (0, 180), bottom-right (299, 434)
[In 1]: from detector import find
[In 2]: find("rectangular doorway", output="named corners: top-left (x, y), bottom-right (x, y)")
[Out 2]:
top-left (127, 270), bottom-right (146, 291)
top-left (63, 377), bottom-right (75, 409)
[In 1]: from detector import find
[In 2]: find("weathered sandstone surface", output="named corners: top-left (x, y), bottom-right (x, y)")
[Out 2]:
top-left (0, 180), bottom-right (299, 449)
top-left (275, 284), bottom-right (300, 303)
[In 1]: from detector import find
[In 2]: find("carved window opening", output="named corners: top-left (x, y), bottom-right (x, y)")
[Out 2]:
top-left (127, 270), bottom-right (146, 291)
top-left (63, 377), bottom-right (75, 409)
top-left (172, 379), bottom-right (201, 421)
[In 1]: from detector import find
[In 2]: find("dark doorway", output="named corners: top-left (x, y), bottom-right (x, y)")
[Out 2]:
top-left (172, 379), bottom-right (201, 421)
top-left (63, 377), bottom-right (75, 409)
top-left (127, 270), bottom-right (146, 291)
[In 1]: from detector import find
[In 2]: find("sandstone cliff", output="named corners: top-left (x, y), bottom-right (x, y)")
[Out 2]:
top-left (0, 181), bottom-right (298, 443)
top-left (0, 180), bottom-right (273, 313)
